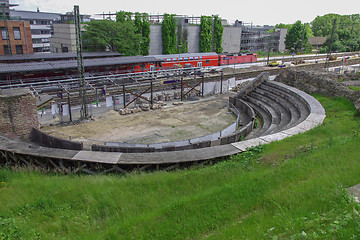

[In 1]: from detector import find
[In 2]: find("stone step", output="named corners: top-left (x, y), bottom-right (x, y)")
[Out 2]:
top-left (245, 95), bottom-right (280, 137)
top-left (244, 101), bottom-right (272, 139)
top-left (260, 82), bottom-right (310, 125)
top-left (251, 90), bottom-right (291, 131)
top-left (253, 87), bottom-right (301, 130)
top-left (263, 81), bottom-right (310, 117)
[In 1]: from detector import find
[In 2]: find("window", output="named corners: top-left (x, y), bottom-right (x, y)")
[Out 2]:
top-left (61, 46), bottom-right (68, 52)
top-left (3, 45), bottom-right (10, 55)
top-left (13, 27), bottom-right (21, 40)
top-left (15, 45), bottom-right (23, 54)
top-left (1, 28), bottom-right (7, 40)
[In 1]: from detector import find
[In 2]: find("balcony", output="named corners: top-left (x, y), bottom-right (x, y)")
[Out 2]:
top-left (30, 25), bottom-right (52, 30)
top-left (33, 43), bottom-right (50, 48)
top-left (31, 34), bottom-right (52, 39)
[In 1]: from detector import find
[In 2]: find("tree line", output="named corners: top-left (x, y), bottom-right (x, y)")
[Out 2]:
top-left (82, 11), bottom-right (150, 56)
top-left (82, 12), bottom-right (223, 56)
top-left (276, 13), bottom-right (360, 54)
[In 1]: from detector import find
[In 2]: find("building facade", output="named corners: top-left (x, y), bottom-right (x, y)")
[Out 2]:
top-left (49, 13), bottom-right (287, 56)
top-left (49, 23), bottom-right (85, 53)
top-left (10, 10), bottom-right (61, 53)
top-left (240, 26), bottom-right (287, 53)
top-left (0, 20), bottom-right (33, 55)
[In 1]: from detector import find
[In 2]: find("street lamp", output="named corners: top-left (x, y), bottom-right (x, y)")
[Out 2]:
top-left (138, 41), bottom-right (142, 56)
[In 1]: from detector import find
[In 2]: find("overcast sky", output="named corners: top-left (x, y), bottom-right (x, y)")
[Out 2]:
top-left (12, 0), bottom-right (360, 26)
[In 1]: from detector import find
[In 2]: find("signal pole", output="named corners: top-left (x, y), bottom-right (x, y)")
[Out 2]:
top-left (74, 5), bottom-right (88, 119)
top-left (325, 19), bottom-right (337, 70)
top-left (1, 3), bottom-right (12, 55)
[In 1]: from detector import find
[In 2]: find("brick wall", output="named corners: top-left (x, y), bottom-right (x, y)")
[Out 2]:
top-left (0, 88), bottom-right (39, 139)
top-left (0, 20), bottom-right (33, 55)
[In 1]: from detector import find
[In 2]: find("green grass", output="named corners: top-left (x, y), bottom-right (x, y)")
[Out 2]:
top-left (1, 96), bottom-right (360, 239)
top-left (349, 86), bottom-right (360, 91)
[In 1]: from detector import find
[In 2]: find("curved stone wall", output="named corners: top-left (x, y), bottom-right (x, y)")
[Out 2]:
top-left (0, 72), bottom-right (326, 173)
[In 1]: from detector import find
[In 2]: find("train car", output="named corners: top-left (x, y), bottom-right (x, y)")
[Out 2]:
top-left (150, 52), bottom-right (219, 70)
top-left (219, 53), bottom-right (257, 65)
top-left (0, 56), bottom-right (161, 85)
top-left (0, 52), bottom-right (258, 85)
top-left (0, 52), bottom-right (123, 64)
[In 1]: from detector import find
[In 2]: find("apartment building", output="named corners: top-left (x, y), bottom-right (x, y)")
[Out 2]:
top-left (10, 10), bottom-right (61, 53)
top-left (0, 20), bottom-right (33, 55)
top-left (241, 25), bottom-right (287, 53)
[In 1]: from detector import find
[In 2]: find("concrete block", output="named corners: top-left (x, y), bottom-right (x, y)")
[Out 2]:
top-left (231, 138), bottom-right (267, 151)
top-left (259, 132), bottom-right (290, 143)
top-left (306, 113), bottom-right (326, 124)
top-left (72, 151), bottom-right (121, 164)
top-left (296, 119), bottom-right (321, 131)
top-left (281, 127), bottom-right (307, 136)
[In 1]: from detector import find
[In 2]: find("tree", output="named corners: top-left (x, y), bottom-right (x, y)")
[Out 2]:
top-left (311, 13), bottom-right (360, 52)
top-left (311, 14), bottom-right (339, 37)
top-left (161, 14), bottom-right (177, 54)
top-left (134, 12), bottom-right (151, 55)
top-left (82, 20), bottom-right (141, 56)
top-left (116, 11), bottom-right (132, 23)
top-left (213, 16), bottom-right (223, 53)
top-left (177, 21), bottom-right (188, 53)
top-left (199, 16), bottom-right (212, 52)
top-left (285, 20), bottom-right (311, 53)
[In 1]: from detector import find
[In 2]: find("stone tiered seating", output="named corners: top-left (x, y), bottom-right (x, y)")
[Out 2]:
top-left (241, 79), bottom-right (312, 139)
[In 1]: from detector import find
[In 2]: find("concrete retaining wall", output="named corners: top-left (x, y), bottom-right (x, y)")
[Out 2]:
top-left (30, 128), bottom-right (83, 151)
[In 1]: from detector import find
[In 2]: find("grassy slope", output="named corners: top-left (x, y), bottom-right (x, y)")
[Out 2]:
top-left (0, 96), bottom-right (360, 240)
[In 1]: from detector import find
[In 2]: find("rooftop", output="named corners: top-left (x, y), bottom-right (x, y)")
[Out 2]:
top-left (10, 9), bottom-right (61, 21)
top-left (0, 56), bottom-right (161, 73)
top-left (308, 37), bottom-right (327, 46)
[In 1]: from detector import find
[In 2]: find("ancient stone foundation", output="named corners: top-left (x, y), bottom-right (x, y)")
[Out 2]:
top-left (0, 89), bottom-right (39, 139)
top-left (275, 68), bottom-right (360, 112)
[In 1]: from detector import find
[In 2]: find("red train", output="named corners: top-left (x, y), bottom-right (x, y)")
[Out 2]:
top-left (152, 52), bottom-right (257, 70)
top-left (0, 52), bottom-right (257, 85)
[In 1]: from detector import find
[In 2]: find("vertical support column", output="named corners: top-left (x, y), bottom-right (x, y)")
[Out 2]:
top-left (201, 75), bottom-right (204, 97)
top-left (67, 93), bottom-right (72, 122)
top-left (220, 71), bottom-right (223, 94)
top-left (123, 85), bottom-right (126, 109)
top-left (325, 19), bottom-right (337, 70)
top-left (180, 75), bottom-right (184, 101)
top-left (74, 5), bottom-right (88, 119)
top-left (1, 3), bottom-right (12, 55)
top-left (150, 78), bottom-right (153, 105)
top-left (95, 88), bottom-right (98, 107)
